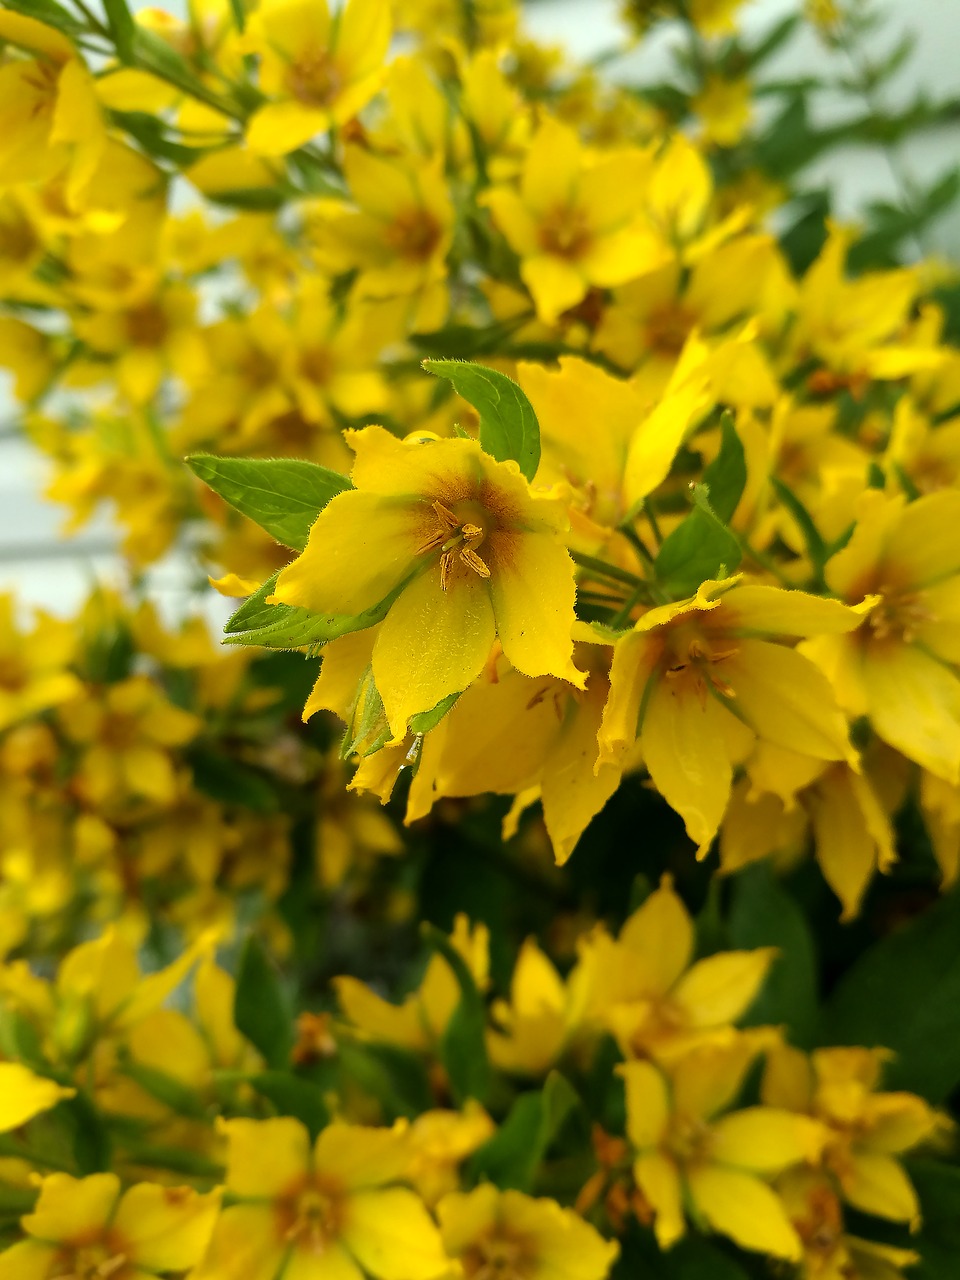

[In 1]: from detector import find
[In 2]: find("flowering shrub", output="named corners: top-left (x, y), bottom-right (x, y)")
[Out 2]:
top-left (0, 0), bottom-right (959, 1276)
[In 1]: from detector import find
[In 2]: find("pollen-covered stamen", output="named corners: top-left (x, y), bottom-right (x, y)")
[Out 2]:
top-left (419, 502), bottom-right (492, 591)
top-left (866, 585), bottom-right (935, 644)
top-left (664, 637), bottom-right (739, 707)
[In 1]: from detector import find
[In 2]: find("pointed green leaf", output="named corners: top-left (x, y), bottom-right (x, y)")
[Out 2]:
top-left (422, 924), bottom-right (490, 1105)
top-left (223, 570), bottom-right (411, 651)
top-left (469, 1070), bottom-right (581, 1190)
top-left (186, 455), bottom-right (351, 551)
top-left (234, 937), bottom-right (294, 1070)
top-left (422, 359), bottom-right (541, 481)
top-left (102, 0), bottom-right (135, 61)
top-left (822, 886), bottom-right (960, 1102)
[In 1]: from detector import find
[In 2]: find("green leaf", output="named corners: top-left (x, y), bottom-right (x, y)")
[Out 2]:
top-left (822, 886), bottom-right (960, 1102)
top-left (728, 863), bottom-right (819, 1047)
top-left (186, 454), bottom-right (351, 551)
top-left (187, 746), bottom-right (280, 813)
top-left (204, 186), bottom-right (291, 211)
top-left (408, 691), bottom-right (461, 735)
top-left (769, 476), bottom-right (829, 576)
top-left (654, 414), bottom-right (745, 596)
top-left (119, 1061), bottom-right (207, 1117)
top-left (250, 1072), bottom-right (329, 1139)
top-left (101, 0), bottom-right (135, 61)
top-left (422, 359), bottom-right (540, 481)
top-left (470, 1070), bottom-right (580, 1190)
top-left (422, 925), bottom-right (490, 1105)
top-left (223, 571), bottom-right (411, 651)
top-left (234, 936), bottom-right (294, 1070)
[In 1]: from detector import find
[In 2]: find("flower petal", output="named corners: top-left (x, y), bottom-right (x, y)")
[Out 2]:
top-left (687, 1166), bottom-right (802, 1260)
top-left (635, 1152), bottom-right (686, 1249)
top-left (341, 1188), bottom-right (448, 1280)
top-left (221, 1117), bottom-right (310, 1198)
top-left (641, 678), bottom-right (752, 855)
top-left (710, 1107), bottom-right (826, 1172)
top-left (843, 1153), bottom-right (919, 1225)
top-left (313, 1123), bottom-right (411, 1190)
top-left (246, 101), bottom-right (329, 156)
top-left (373, 566), bottom-right (495, 738)
top-left (621, 1060), bottom-right (670, 1151)
top-left (724, 639), bottom-right (855, 764)
top-left (22, 1172), bottom-right (120, 1242)
top-left (672, 948), bottom-right (777, 1028)
top-left (189, 1203), bottom-right (283, 1280)
top-left (487, 530), bottom-right (582, 687)
top-left (717, 584), bottom-right (872, 637)
top-left (112, 1185), bottom-right (221, 1273)
top-left (0, 1063), bottom-right (73, 1132)
top-left (618, 877), bottom-right (694, 996)
top-left (862, 642), bottom-right (960, 781)
top-left (272, 489), bottom-right (421, 617)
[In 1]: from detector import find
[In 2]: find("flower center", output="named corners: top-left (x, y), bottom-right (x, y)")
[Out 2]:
top-left (462, 1232), bottom-right (534, 1280)
top-left (865, 585), bottom-right (934, 645)
top-left (125, 303), bottom-right (169, 348)
top-left (52, 1244), bottom-right (129, 1280)
top-left (644, 302), bottom-right (697, 356)
top-left (417, 499), bottom-right (492, 592)
top-left (280, 1178), bottom-right (344, 1254)
top-left (284, 50), bottom-right (343, 107)
top-left (663, 631), bottom-right (738, 706)
top-left (665, 1111), bottom-right (713, 1166)
top-left (538, 205), bottom-right (592, 260)
top-left (384, 208), bottom-right (443, 262)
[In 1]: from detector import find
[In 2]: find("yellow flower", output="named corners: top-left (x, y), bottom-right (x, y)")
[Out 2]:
top-left (577, 875), bottom-right (776, 1061)
top-left (404, 1102), bottom-right (496, 1206)
top-left (693, 76), bottom-right (752, 148)
top-left (486, 937), bottom-right (586, 1076)
top-left (622, 1042), bottom-right (827, 1258)
top-left (597, 579), bottom-right (869, 854)
top-left (0, 13), bottom-right (104, 209)
top-left (57, 675), bottom-right (202, 808)
top-left (763, 1044), bottom-right (943, 1228)
top-left (777, 1168), bottom-right (920, 1280)
top-left (0, 1063), bottom-right (73, 1132)
top-left (274, 425), bottom-right (583, 739)
top-left (0, 597), bottom-right (81, 732)
top-left (193, 1117), bottom-right (448, 1280)
top-left (244, 0), bottom-right (391, 155)
top-left (437, 1184), bottom-right (618, 1280)
top-left (791, 225), bottom-right (927, 385)
top-left (407, 643), bottom-right (622, 865)
top-left (335, 914), bottom-right (489, 1054)
top-left (0, 1173), bottom-right (219, 1279)
top-left (802, 488), bottom-right (960, 782)
top-left (309, 148), bottom-right (454, 331)
top-left (481, 120), bottom-right (668, 324)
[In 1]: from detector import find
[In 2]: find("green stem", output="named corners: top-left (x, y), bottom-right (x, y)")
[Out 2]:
top-left (569, 551), bottom-right (644, 588)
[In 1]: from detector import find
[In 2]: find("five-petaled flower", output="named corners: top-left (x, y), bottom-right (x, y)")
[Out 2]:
top-left (272, 425), bottom-right (583, 739)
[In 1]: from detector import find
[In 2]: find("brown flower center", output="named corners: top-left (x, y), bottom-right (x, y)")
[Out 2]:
top-left (865, 585), bottom-right (934, 645)
top-left (538, 204), bottom-right (592, 260)
top-left (662, 630), bottom-right (738, 706)
top-left (384, 208), bottom-right (443, 262)
top-left (276, 1175), bottom-right (345, 1254)
top-left (417, 499), bottom-right (493, 592)
top-left (462, 1231), bottom-right (535, 1280)
top-left (285, 50), bottom-right (343, 107)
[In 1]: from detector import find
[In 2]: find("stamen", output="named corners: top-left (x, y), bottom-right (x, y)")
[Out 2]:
top-left (459, 547), bottom-right (491, 579)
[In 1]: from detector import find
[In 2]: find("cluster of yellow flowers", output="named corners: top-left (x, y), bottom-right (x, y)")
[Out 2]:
top-left (0, 885), bottom-right (946, 1279)
top-left (0, 589), bottom-right (404, 954)
top-left (0, 0), bottom-right (959, 1276)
